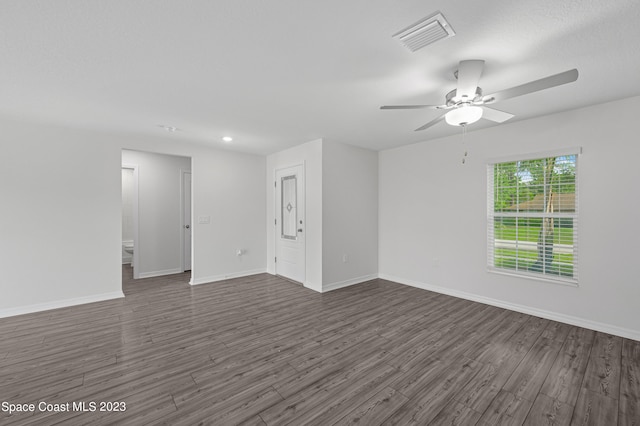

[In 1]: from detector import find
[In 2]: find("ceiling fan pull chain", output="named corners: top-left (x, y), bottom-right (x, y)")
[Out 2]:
top-left (461, 124), bottom-right (468, 164)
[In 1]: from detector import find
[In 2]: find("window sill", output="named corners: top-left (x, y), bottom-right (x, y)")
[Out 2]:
top-left (487, 268), bottom-right (578, 287)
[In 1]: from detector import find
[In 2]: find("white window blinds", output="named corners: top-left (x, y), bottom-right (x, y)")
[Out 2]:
top-left (487, 149), bottom-right (580, 284)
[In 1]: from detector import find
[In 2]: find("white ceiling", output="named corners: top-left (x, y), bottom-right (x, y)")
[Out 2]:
top-left (2, 0), bottom-right (640, 155)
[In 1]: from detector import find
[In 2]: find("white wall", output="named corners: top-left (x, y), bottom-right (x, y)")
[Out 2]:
top-left (0, 118), bottom-right (266, 316)
top-left (188, 146), bottom-right (266, 284)
top-left (266, 139), bottom-right (323, 291)
top-left (322, 141), bottom-right (378, 290)
top-left (379, 95), bottom-right (640, 340)
top-left (121, 150), bottom-right (190, 277)
top-left (0, 120), bottom-right (123, 315)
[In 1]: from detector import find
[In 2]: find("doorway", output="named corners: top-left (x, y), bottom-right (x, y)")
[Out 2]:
top-left (275, 164), bottom-right (305, 283)
top-left (121, 164), bottom-right (139, 278)
top-left (121, 150), bottom-right (191, 281)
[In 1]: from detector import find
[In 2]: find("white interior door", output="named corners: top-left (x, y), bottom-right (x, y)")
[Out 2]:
top-left (183, 171), bottom-right (192, 272)
top-left (275, 165), bottom-right (305, 283)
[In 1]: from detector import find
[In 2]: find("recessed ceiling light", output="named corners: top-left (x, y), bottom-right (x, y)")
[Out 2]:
top-left (157, 125), bottom-right (180, 132)
top-left (222, 136), bottom-right (233, 143)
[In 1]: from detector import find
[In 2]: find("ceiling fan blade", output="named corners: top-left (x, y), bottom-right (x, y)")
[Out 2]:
top-left (456, 60), bottom-right (485, 100)
top-left (482, 107), bottom-right (514, 123)
top-left (380, 104), bottom-right (440, 110)
top-left (414, 113), bottom-right (446, 131)
top-left (483, 69), bottom-right (578, 103)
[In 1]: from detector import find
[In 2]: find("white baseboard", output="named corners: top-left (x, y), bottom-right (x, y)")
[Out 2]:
top-left (0, 291), bottom-right (125, 319)
top-left (322, 274), bottom-right (379, 293)
top-left (276, 274), bottom-right (379, 293)
top-left (379, 273), bottom-right (640, 341)
top-left (190, 268), bottom-right (267, 286)
top-left (138, 268), bottom-right (183, 279)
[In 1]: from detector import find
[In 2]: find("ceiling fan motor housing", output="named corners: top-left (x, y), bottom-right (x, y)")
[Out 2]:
top-left (446, 87), bottom-right (483, 107)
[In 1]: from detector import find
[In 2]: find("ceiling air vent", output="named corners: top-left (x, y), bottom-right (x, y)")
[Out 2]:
top-left (393, 12), bottom-right (455, 52)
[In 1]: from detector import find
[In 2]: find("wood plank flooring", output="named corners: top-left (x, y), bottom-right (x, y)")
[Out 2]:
top-left (0, 266), bottom-right (638, 425)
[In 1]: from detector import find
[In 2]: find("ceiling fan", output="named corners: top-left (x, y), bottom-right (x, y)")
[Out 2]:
top-left (381, 60), bottom-right (579, 131)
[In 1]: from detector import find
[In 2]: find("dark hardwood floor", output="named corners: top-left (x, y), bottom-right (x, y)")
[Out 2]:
top-left (1, 266), bottom-right (638, 425)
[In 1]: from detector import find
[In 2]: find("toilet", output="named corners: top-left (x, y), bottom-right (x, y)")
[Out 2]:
top-left (123, 241), bottom-right (134, 254)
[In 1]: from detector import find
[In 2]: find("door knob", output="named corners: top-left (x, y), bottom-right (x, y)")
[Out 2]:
top-left (298, 228), bottom-right (303, 232)
top-left (185, 225), bottom-right (190, 229)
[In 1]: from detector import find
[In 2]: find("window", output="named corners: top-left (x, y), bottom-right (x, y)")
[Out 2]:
top-left (487, 149), bottom-right (579, 284)
top-left (281, 175), bottom-right (298, 240)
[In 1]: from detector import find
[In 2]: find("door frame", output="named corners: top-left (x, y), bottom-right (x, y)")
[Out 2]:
top-left (273, 162), bottom-right (306, 283)
top-left (122, 163), bottom-right (140, 279)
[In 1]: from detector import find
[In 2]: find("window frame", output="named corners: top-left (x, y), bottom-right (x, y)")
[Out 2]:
top-left (487, 147), bottom-right (581, 286)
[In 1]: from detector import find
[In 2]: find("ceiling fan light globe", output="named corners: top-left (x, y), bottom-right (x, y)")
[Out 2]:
top-left (445, 105), bottom-right (483, 126)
